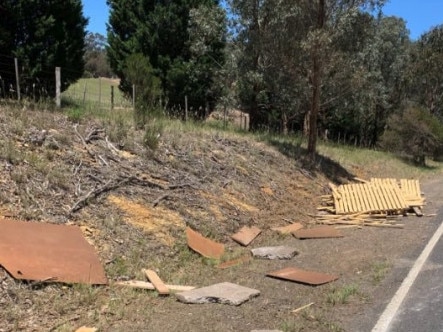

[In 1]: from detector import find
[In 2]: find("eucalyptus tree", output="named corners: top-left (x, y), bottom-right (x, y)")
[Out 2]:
top-left (230, 0), bottom-right (387, 156)
top-left (408, 25), bottom-right (443, 118)
top-left (324, 14), bottom-right (410, 147)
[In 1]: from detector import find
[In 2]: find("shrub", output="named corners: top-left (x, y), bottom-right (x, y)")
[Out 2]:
top-left (380, 106), bottom-right (443, 166)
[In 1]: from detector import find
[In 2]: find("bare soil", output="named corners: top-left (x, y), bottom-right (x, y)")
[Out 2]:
top-left (0, 104), bottom-right (441, 332)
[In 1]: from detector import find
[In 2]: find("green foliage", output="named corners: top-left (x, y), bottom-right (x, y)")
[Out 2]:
top-left (0, 0), bottom-right (87, 99)
top-left (107, 0), bottom-right (226, 118)
top-left (123, 53), bottom-right (162, 127)
top-left (84, 32), bottom-right (113, 78)
top-left (407, 25), bottom-right (443, 118)
top-left (143, 120), bottom-right (164, 151)
top-left (380, 106), bottom-right (443, 165)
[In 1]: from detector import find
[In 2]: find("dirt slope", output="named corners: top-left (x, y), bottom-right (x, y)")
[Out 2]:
top-left (0, 105), bottom-right (438, 332)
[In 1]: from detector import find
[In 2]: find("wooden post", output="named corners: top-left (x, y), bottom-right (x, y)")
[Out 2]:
top-left (111, 85), bottom-right (114, 110)
top-left (14, 58), bottom-right (20, 101)
top-left (83, 82), bottom-right (87, 105)
top-left (185, 95), bottom-right (188, 122)
top-left (132, 84), bottom-right (136, 110)
top-left (98, 77), bottom-right (102, 106)
top-left (55, 67), bottom-right (61, 107)
top-left (1, 78), bottom-right (5, 98)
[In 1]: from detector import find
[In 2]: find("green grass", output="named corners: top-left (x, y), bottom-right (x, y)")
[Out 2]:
top-left (62, 77), bottom-right (132, 109)
top-left (372, 260), bottom-right (391, 284)
top-left (326, 284), bottom-right (359, 305)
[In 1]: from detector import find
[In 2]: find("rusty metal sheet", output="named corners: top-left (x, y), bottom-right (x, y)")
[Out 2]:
top-left (231, 226), bottom-right (261, 246)
top-left (0, 219), bottom-right (107, 284)
top-left (267, 267), bottom-right (338, 285)
top-left (217, 255), bottom-right (251, 269)
top-left (186, 227), bottom-right (224, 259)
top-left (271, 222), bottom-right (303, 234)
top-left (294, 226), bottom-right (343, 239)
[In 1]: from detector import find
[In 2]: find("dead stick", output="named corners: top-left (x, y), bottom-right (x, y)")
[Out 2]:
top-left (74, 124), bottom-right (95, 158)
top-left (292, 302), bottom-right (314, 313)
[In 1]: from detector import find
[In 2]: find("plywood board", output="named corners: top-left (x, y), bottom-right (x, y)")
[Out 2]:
top-left (271, 223), bottom-right (303, 234)
top-left (294, 226), bottom-right (343, 239)
top-left (231, 226), bottom-right (261, 246)
top-left (186, 227), bottom-right (224, 259)
top-left (114, 280), bottom-right (195, 292)
top-left (267, 267), bottom-right (338, 285)
top-left (142, 269), bottom-right (169, 295)
top-left (0, 219), bottom-right (107, 285)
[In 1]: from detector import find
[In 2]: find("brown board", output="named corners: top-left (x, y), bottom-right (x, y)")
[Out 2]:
top-left (231, 226), bottom-right (261, 246)
top-left (267, 267), bottom-right (338, 285)
top-left (294, 226), bottom-right (343, 239)
top-left (186, 227), bottom-right (224, 259)
top-left (0, 219), bottom-right (107, 284)
top-left (271, 223), bottom-right (303, 234)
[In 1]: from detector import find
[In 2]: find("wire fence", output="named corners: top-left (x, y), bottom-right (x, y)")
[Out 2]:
top-left (0, 54), bottom-right (133, 111)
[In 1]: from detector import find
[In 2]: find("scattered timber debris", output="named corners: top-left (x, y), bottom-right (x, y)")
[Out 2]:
top-left (315, 178), bottom-right (425, 227)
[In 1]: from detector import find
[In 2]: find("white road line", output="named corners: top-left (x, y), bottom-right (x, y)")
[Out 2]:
top-left (372, 218), bottom-right (443, 332)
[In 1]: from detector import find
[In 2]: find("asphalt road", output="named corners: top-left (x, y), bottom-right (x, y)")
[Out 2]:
top-left (372, 178), bottom-right (443, 332)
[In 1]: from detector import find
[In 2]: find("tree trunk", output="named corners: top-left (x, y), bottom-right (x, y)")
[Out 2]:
top-left (282, 112), bottom-right (288, 135)
top-left (307, 0), bottom-right (325, 158)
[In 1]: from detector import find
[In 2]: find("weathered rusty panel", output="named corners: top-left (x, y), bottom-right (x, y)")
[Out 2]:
top-left (0, 219), bottom-right (107, 284)
top-left (231, 226), bottom-right (261, 246)
top-left (267, 267), bottom-right (338, 285)
top-left (294, 226), bottom-right (343, 239)
top-left (186, 227), bottom-right (224, 259)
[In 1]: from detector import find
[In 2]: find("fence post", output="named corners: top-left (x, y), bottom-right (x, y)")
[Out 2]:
top-left (83, 82), bottom-right (87, 105)
top-left (14, 58), bottom-right (21, 101)
top-left (55, 67), bottom-right (61, 107)
top-left (98, 77), bottom-right (102, 106)
top-left (185, 95), bottom-right (188, 122)
top-left (111, 86), bottom-right (114, 110)
top-left (132, 84), bottom-right (136, 110)
top-left (0, 78), bottom-right (5, 98)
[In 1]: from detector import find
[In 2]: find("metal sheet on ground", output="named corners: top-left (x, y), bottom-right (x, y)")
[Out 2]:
top-left (0, 219), bottom-right (107, 284)
top-left (231, 226), bottom-right (261, 246)
top-left (267, 267), bottom-right (338, 285)
top-left (186, 227), bottom-right (224, 259)
top-left (294, 226), bottom-right (343, 239)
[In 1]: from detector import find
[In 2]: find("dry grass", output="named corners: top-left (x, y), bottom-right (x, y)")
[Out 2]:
top-left (0, 102), bottom-right (442, 331)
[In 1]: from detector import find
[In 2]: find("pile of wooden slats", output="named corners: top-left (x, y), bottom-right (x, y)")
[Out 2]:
top-left (315, 178), bottom-right (425, 228)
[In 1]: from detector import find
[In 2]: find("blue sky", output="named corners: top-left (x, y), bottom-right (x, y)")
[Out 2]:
top-left (82, 0), bottom-right (443, 40)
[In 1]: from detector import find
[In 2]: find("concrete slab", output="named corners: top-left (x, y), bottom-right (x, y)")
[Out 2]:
top-left (231, 226), bottom-right (261, 246)
top-left (251, 246), bottom-right (298, 260)
top-left (176, 282), bottom-right (260, 306)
